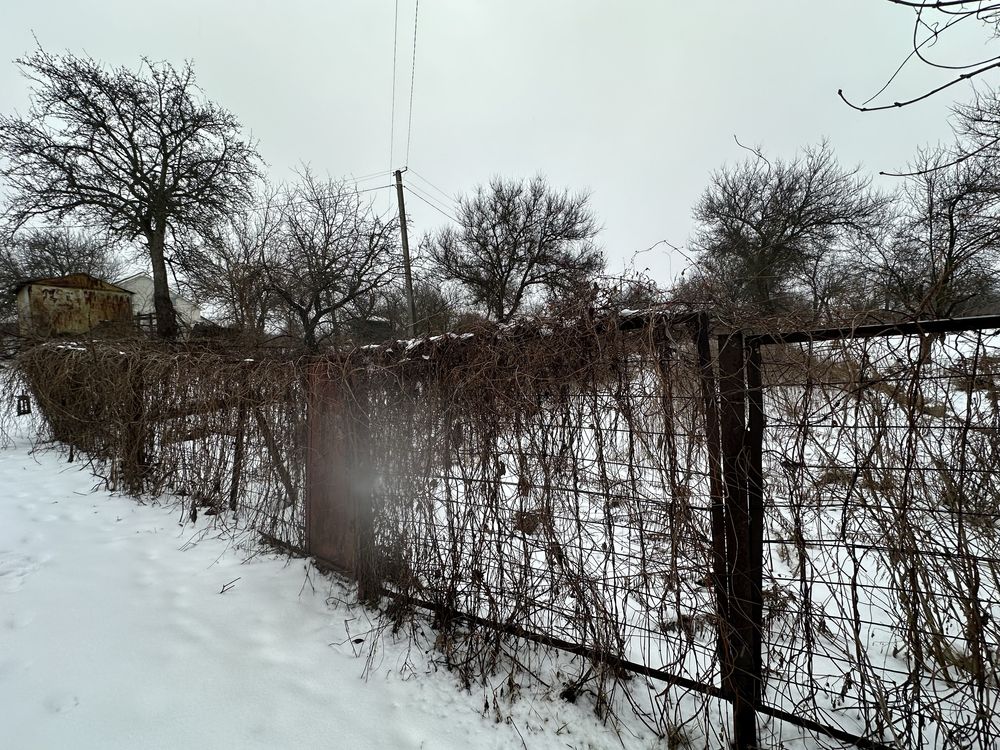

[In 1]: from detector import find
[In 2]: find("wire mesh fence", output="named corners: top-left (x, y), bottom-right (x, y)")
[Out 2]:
top-left (309, 313), bottom-right (1000, 749)
top-left (306, 315), bottom-right (732, 743)
top-left (11, 312), bottom-right (1000, 749)
top-left (14, 341), bottom-right (307, 551)
top-left (751, 323), bottom-right (1000, 749)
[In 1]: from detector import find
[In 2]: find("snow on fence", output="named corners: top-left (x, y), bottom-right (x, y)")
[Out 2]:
top-left (12, 312), bottom-right (1000, 750)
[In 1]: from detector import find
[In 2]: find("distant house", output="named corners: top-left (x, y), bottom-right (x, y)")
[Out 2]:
top-left (116, 273), bottom-right (202, 332)
top-left (15, 274), bottom-right (134, 337)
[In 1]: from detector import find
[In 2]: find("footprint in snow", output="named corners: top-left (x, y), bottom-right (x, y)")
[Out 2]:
top-left (44, 693), bottom-right (80, 714)
top-left (0, 657), bottom-right (29, 681)
top-left (0, 551), bottom-right (43, 593)
top-left (3, 610), bottom-right (35, 630)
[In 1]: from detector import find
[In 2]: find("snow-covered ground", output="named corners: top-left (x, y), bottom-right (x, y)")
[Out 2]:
top-left (0, 440), bottom-right (656, 750)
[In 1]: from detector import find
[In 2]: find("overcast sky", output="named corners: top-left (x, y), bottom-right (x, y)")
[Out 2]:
top-left (1, 1), bottom-right (995, 285)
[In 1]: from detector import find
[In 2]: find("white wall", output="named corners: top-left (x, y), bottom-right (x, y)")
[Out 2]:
top-left (117, 274), bottom-right (202, 328)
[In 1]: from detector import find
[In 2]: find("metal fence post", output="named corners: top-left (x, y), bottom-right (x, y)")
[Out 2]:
top-left (718, 331), bottom-right (761, 750)
top-left (694, 314), bottom-right (731, 695)
top-left (746, 342), bottom-right (765, 703)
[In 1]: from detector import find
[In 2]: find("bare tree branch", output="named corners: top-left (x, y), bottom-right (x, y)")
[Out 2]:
top-left (840, 2), bottom-right (1000, 115)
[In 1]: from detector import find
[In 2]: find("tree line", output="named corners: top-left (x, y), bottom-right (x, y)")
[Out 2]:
top-left (678, 113), bottom-right (1000, 324)
top-left (0, 48), bottom-right (612, 347)
top-left (2, 44), bottom-right (1000, 350)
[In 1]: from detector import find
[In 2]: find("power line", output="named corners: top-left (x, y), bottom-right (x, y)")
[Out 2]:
top-left (293, 183), bottom-right (394, 201)
top-left (388, 0), bottom-right (399, 174)
top-left (404, 181), bottom-right (457, 219)
top-left (347, 170), bottom-right (393, 184)
top-left (297, 173), bottom-right (392, 191)
top-left (404, 185), bottom-right (458, 224)
top-left (402, 175), bottom-right (452, 207)
top-left (405, 0), bottom-right (420, 166)
top-left (408, 168), bottom-right (455, 204)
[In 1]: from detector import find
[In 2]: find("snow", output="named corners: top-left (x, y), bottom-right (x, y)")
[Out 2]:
top-left (0, 440), bottom-right (653, 750)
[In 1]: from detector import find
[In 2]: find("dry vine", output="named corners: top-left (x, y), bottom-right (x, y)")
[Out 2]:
top-left (9, 309), bottom-right (1000, 749)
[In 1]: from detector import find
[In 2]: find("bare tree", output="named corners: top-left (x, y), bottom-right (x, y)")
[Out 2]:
top-left (0, 48), bottom-right (260, 338)
top-left (689, 142), bottom-right (888, 320)
top-left (0, 227), bottom-right (124, 284)
top-left (425, 176), bottom-right (604, 323)
top-left (176, 190), bottom-right (281, 338)
top-left (371, 278), bottom-right (466, 338)
top-left (264, 169), bottom-right (400, 351)
top-left (540, 270), bottom-right (667, 321)
top-left (945, 86), bottom-right (1000, 168)
top-left (874, 150), bottom-right (1000, 317)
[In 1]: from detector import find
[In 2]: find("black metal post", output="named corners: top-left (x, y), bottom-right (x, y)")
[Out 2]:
top-left (746, 342), bottom-right (765, 703)
top-left (694, 313), bottom-right (731, 690)
top-left (718, 332), bottom-right (759, 750)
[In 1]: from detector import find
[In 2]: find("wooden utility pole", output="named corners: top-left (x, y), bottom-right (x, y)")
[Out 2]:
top-left (394, 169), bottom-right (417, 338)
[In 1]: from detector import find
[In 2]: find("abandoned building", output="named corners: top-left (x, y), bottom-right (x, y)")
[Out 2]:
top-left (15, 273), bottom-right (134, 337)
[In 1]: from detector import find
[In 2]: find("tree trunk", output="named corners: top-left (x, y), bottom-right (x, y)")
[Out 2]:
top-left (302, 315), bottom-right (318, 351)
top-left (148, 229), bottom-right (179, 339)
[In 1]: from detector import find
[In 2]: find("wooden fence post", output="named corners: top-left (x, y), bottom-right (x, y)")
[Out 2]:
top-left (349, 381), bottom-right (379, 603)
top-left (121, 364), bottom-right (149, 495)
top-left (305, 363), bottom-right (356, 574)
top-left (229, 369), bottom-right (248, 513)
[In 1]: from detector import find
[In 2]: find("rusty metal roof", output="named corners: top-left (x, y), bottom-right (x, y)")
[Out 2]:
top-left (14, 273), bottom-right (134, 295)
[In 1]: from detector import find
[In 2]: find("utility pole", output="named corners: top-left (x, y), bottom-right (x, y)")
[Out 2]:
top-left (394, 169), bottom-right (417, 338)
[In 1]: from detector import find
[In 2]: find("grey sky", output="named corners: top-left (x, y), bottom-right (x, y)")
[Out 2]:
top-left (1, 1), bottom-right (993, 286)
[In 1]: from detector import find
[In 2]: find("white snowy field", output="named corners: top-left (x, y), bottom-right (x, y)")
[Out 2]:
top-left (0, 440), bottom-right (656, 750)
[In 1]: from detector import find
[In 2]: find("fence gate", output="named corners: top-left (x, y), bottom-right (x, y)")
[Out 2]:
top-left (306, 365), bottom-right (359, 579)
